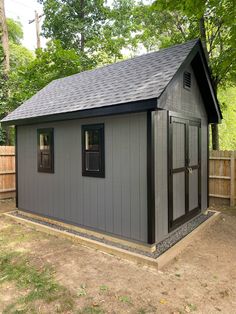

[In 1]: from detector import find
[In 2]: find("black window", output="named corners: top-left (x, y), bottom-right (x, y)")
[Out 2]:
top-left (37, 128), bottom-right (54, 173)
top-left (82, 124), bottom-right (105, 177)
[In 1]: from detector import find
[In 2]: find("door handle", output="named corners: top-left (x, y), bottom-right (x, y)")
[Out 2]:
top-left (187, 167), bottom-right (193, 174)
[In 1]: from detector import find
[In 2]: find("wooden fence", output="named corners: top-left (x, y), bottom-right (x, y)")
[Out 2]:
top-left (0, 146), bottom-right (16, 200)
top-left (0, 146), bottom-right (235, 206)
top-left (209, 151), bottom-right (236, 206)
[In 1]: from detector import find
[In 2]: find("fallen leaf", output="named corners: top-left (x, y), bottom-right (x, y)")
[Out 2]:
top-left (159, 299), bottom-right (167, 304)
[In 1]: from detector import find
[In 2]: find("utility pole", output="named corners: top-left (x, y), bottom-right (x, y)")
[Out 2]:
top-left (29, 10), bottom-right (44, 49)
top-left (0, 0), bottom-right (10, 76)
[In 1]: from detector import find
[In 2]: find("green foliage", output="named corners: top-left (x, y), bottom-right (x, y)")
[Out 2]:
top-left (134, 0), bottom-right (236, 148)
top-left (137, 0), bottom-right (236, 89)
top-left (8, 40), bottom-right (82, 110)
top-left (1, 1), bottom-right (235, 150)
top-left (0, 128), bottom-right (6, 145)
top-left (9, 42), bottom-right (34, 71)
top-left (7, 18), bottom-right (23, 44)
top-left (41, 0), bottom-right (107, 51)
top-left (40, 0), bottom-right (139, 67)
top-left (218, 86), bottom-right (236, 150)
top-left (0, 19), bottom-right (33, 144)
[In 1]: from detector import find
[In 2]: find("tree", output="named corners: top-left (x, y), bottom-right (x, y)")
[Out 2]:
top-left (0, 18), bottom-right (33, 144)
top-left (0, 0), bottom-right (11, 145)
top-left (217, 86), bottom-right (236, 150)
top-left (7, 18), bottom-right (23, 44)
top-left (39, 0), bottom-right (108, 69)
top-left (0, 0), bottom-right (10, 75)
top-left (134, 0), bottom-right (236, 149)
top-left (39, 0), bottom-right (139, 68)
top-left (8, 40), bottom-right (82, 110)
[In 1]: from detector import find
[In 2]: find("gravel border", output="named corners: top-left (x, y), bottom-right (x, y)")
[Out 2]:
top-left (9, 210), bottom-right (214, 259)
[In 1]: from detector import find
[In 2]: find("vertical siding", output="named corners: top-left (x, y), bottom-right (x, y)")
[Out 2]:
top-left (155, 64), bottom-right (208, 243)
top-left (17, 112), bottom-right (147, 243)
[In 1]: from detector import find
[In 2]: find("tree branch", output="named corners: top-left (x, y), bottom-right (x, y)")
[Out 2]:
top-left (208, 21), bottom-right (223, 54)
top-left (216, 61), bottom-right (233, 86)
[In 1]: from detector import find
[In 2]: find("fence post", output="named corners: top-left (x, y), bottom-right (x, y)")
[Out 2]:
top-left (230, 151), bottom-right (235, 207)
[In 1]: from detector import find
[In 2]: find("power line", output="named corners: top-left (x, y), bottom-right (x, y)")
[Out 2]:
top-left (13, 0), bottom-right (40, 10)
top-left (6, 9), bottom-right (33, 19)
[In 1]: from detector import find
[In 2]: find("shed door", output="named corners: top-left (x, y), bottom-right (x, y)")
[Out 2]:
top-left (168, 114), bottom-right (201, 231)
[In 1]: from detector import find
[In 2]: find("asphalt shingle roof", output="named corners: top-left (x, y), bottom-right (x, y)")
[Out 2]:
top-left (2, 39), bottom-right (199, 123)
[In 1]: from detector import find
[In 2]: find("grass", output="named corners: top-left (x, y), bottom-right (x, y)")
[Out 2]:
top-left (0, 251), bottom-right (75, 313)
top-left (118, 295), bottom-right (132, 304)
top-left (99, 285), bottom-right (109, 293)
top-left (77, 284), bottom-right (87, 297)
top-left (0, 224), bottom-right (42, 258)
top-left (77, 306), bottom-right (105, 314)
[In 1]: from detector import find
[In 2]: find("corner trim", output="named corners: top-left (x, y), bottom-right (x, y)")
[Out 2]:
top-left (207, 124), bottom-right (210, 207)
top-left (15, 126), bottom-right (18, 208)
top-left (147, 111), bottom-right (155, 244)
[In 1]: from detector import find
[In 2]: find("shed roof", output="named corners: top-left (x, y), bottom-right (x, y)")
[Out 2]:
top-left (1, 39), bottom-right (221, 125)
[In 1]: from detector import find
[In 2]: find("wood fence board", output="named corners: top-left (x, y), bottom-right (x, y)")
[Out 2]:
top-left (210, 150), bottom-right (236, 206)
top-left (0, 146), bottom-right (16, 199)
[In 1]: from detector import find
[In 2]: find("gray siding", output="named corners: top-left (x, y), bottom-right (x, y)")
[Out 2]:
top-left (155, 65), bottom-right (208, 242)
top-left (17, 112), bottom-right (148, 243)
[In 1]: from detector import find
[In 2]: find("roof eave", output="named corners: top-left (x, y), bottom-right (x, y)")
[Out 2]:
top-left (1, 98), bottom-right (158, 126)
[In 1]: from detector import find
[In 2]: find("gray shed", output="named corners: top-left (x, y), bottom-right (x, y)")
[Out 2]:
top-left (1, 39), bottom-right (222, 245)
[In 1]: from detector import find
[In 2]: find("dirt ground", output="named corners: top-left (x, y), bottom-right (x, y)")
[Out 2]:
top-left (0, 199), bottom-right (16, 214)
top-left (0, 200), bottom-right (236, 313)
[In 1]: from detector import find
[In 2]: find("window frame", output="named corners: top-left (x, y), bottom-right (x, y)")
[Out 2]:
top-left (82, 123), bottom-right (105, 178)
top-left (37, 128), bottom-right (54, 173)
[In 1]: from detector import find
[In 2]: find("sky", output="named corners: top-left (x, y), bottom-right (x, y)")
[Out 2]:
top-left (5, 0), bottom-right (47, 51)
top-left (4, 0), bottom-right (150, 54)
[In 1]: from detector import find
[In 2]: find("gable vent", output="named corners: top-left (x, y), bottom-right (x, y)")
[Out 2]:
top-left (183, 71), bottom-right (191, 90)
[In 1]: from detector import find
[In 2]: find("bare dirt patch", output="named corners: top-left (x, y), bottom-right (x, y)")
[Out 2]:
top-left (0, 199), bottom-right (15, 214)
top-left (0, 202), bottom-right (236, 313)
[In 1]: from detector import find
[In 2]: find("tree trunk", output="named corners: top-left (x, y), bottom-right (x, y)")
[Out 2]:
top-left (0, 0), bottom-right (10, 76)
top-left (199, 16), bottom-right (209, 63)
top-left (4, 126), bottom-right (11, 145)
top-left (211, 124), bottom-right (219, 150)
top-left (80, 0), bottom-right (85, 52)
top-left (0, 0), bottom-right (11, 145)
top-left (81, 33), bottom-right (85, 52)
top-left (199, 16), bottom-right (219, 149)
